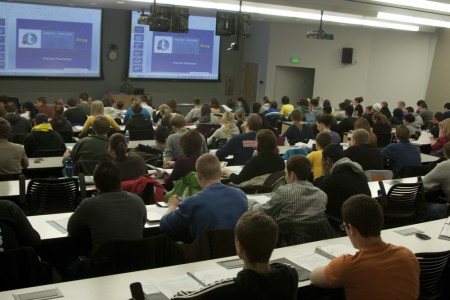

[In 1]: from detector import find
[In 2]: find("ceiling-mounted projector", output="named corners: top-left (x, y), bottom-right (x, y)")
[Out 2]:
top-left (306, 29), bottom-right (334, 40)
top-left (306, 10), bottom-right (334, 41)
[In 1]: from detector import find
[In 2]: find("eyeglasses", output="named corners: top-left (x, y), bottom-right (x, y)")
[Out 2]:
top-left (340, 223), bottom-right (349, 231)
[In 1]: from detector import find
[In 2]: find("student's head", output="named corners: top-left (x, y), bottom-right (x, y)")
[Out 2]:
top-left (5, 102), bottom-right (17, 114)
top-left (117, 101), bottom-right (125, 110)
top-left (291, 110), bottom-right (302, 122)
top-left (417, 99), bottom-right (426, 107)
top-left (53, 105), bottom-right (65, 125)
top-left (193, 97), bottom-right (201, 106)
top-left (34, 113), bottom-right (48, 125)
top-left (131, 98), bottom-right (143, 114)
top-left (36, 96), bottom-right (47, 106)
top-left (226, 99), bottom-right (236, 109)
top-left (440, 118), bottom-right (450, 137)
top-left (195, 153), bottom-right (221, 182)
top-left (351, 129), bottom-right (370, 145)
top-left (234, 109), bottom-right (246, 122)
top-left (256, 129), bottom-right (278, 156)
top-left (166, 99), bottom-right (178, 111)
top-left (281, 96), bottom-right (290, 105)
top-left (0, 117), bottom-right (11, 139)
top-left (365, 106), bottom-right (373, 114)
top-left (285, 154), bottom-right (311, 183)
top-left (252, 102), bottom-right (262, 113)
top-left (392, 108), bottom-right (403, 120)
top-left (354, 118), bottom-right (371, 133)
top-left (92, 115), bottom-right (110, 136)
top-left (102, 96), bottom-right (113, 108)
top-left (373, 112), bottom-right (389, 125)
top-left (93, 157), bottom-right (121, 193)
top-left (269, 101), bottom-right (278, 109)
top-left (381, 101), bottom-right (389, 108)
top-left (316, 114), bottom-right (333, 130)
top-left (235, 211), bottom-right (278, 264)
top-left (79, 92), bottom-right (89, 102)
top-left (395, 125), bottom-right (410, 142)
top-left (342, 194), bottom-right (383, 238)
top-left (354, 96), bottom-right (364, 104)
top-left (90, 100), bottom-right (104, 116)
top-left (169, 114), bottom-right (186, 129)
top-left (344, 105), bottom-right (354, 117)
top-left (315, 132), bottom-right (332, 150)
top-left (322, 144), bottom-right (344, 164)
top-left (323, 99), bottom-right (331, 107)
top-left (405, 106), bottom-right (415, 114)
top-left (298, 98), bottom-right (309, 107)
top-left (338, 102), bottom-right (346, 110)
top-left (154, 125), bottom-right (169, 144)
top-left (397, 100), bottom-right (406, 109)
top-left (109, 133), bottom-right (128, 161)
top-left (433, 112), bottom-right (444, 124)
top-left (200, 103), bottom-right (211, 117)
top-left (159, 104), bottom-right (172, 117)
top-left (263, 96), bottom-right (270, 104)
top-left (22, 101), bottom-right (35, 112)
top-left (180, 130), bottom-right (203, 157)
top-left (222, 111), bottom-right (234, 125)
top-left (55, 98), bottom-right (64, 106)
top-left (246, 113), bottom-right (262, 131)
top-left (404, 114), bottom-right (415, 125)
top-left (443, 142), bottom-right (450, 160)
top-left (310, 98), bottom-right (319, 107)
top-left (444, 103), bottom-right (450, 111)
top-left (323, 105), bottom-right (332, 115)
top-left (372, 103), bottom-right (381, 112)
top-left (210, 98), bottom-right (220, 109)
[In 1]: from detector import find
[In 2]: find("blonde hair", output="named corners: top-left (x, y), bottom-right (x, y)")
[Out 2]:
top-left (90, 100), bottom-right (104, 116)
top-left (222, 111), bottom-right (236, 134)
top-left (235, 109), bottom-right (246, 122)
top-left (440, 118), bottom-right (450, 137)
top-left (354, 118), bottom-right (377, 147)
top-left (159, 104), bottom-right (172, 117)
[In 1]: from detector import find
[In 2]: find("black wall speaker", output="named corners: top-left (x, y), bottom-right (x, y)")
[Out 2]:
top-left (342, 47), bottom-right (353, 64)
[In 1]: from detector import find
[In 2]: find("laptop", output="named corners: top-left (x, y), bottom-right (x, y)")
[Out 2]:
top-left (305, 113), bottom-right (316, 123)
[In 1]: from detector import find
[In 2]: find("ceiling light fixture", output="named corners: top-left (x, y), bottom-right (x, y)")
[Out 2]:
top-left (130, 0), bottom-right (420, 31)
top-left (378, 12), bottom-right (450, 28)
top-left (371, 0), bottom-right (450, 14)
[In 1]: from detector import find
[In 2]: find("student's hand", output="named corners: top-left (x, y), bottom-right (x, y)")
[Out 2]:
top-left (221, 167), bottom-right (232, 177)
top-left (163, 161), bottom-right (175, 168)
top-left (241, 120), bottom-right (248, 132)
top-left (63, 150), bottom-right (70, 157)
top-left (166, 195), bottom-right (182, 213)
top-left (156, 168), bottom-right (166, 178)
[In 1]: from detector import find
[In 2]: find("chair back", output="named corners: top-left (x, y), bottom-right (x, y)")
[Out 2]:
top-left (277, 218), bottom-right (339, 247)
top-left (263, 170), bottom-right (286, 192)
top-left (0, 247), bottom-right (49, 291)
top-left (196, 124), bottom-right (221, 138)
top-left (212, 138), bottom-right (228, 149)
top-left (32, 149), bottom-right (65, 158)
top-left (415, 250), bottom-right (450, 300)
top-left (9, 133), bottom-right (29, 145)
top-left (25, 177), bottom-right (82, 215)
top-left (129, 129), bottom-right (154, 141)
top-left (378, 178), bottom-right (424, 227)
top-left (83, 235), bottom-right (184, 278)
top-left (364, 169), bottom-right (393, 181)
top-left (56, 130), bottom-right (73, 143)
top-left (74, 160), bottom-right (98, 176)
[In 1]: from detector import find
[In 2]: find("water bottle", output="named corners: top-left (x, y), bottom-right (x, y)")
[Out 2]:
top-left (125, 130), bottom-right (130, 144)
top-left (65, 158), bottom-right (73, 178)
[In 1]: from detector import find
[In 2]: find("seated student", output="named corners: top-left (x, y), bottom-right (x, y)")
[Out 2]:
top-left (306, 132), bottom-right (332, 180)
top-left (160, 154), bottom-right (247, 241)
top-left (0, 118), bottom-right (28, 174)
top-left (101, 96), bottom-right (121, 120)
top-left (381, 125), bottom-right (421, 174)
top-left (281, 110), bottom-right (314, 145)
top-left (153, 125), bottom-right (169, 152)
top-left (417, 101), bottom-right (434, 125)
top-left (50, 105), bottom-right (73, 141)
top-left (315, 144), bottom-right (370, 225)
top-left (335, 105), bottom-right (357, 139)
top-left (67, 157), bottom-right (147, 250)
top-left (389, 108), bottom-right (404, 127)
top-left (185, 98), bottom-right (202, 123)
top-left (429, 118), bottom-right (450, 153)
top-left (196, 104), bottom-right (220, 125)
top-left (216, 113), bottom-right (262, 166)
top-left (0, 200), bottom-right (40, 251)
top-left (207, 111), bottom-right (240, 146)
top-left (158, 130), bottom-right (202, 191)
top-left (333, 102), bottom-right (347, 121)
top-left (124, 98), bottom-right (154, 138)
top-left (251, 155), bottom-right (327, 223)
top-left (79, 100), bottom-right (121, 138)
top-left (310, 195), bottom-right (420, 300)
top-left (23, 113), bottom-right (66, 157)
top-left (172, 211), bottom-right (298, 299)
top-left (261, 101), bottom-right (280, 121)
top-left (234, 109), bottom-right (246, 134)
top-left (406, 106), bottom-right (424, 128)
top-left (123, 97), bottom-right (151, 124)
top-left (77, 92), bottom-right (92, 116)
top-left (423, 142), bottom-right (450, 203)
top-left (316, 114), bottom-right (340, 144)
top-left (371, 112), bottom-right (392, 147)
top-left (108, 133), bottom-right (147, 181)
top-left (65, 115), bottom-right (110, 163)
top-left (344, 129), bottom-right (384, 170)
top-left (64, 98), bottom-right (88, 126)
top-left (35, 96), bottom-right (53, 118)
top-left (429, 112), bottom-right (443, 138)
top-left (221, 129), bottom-right (285, 185)
top-left (380, 101), bottom-right (392, 119)
top-left (165, 114), bottom-right (208, 163)
top-left (404, 113), bottom-right (420, 137)
top-left (20, 101), bottom-right (38, 121)
top-left (4, 102), bottom-right (32, 134)
top-left (279, 96), bottom-right (294, 119)
top-left (210, 98), bottom-right (221, 114)
top-left (361, 105), bottom-right (374, 127)
top-left (354, 118), bottom-right (377, 147)
top-left (444, 102), bottom-right (450, 120)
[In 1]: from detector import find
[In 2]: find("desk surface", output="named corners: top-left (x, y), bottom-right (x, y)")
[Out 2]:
top-left (1, 219), bottom-right (448, 299)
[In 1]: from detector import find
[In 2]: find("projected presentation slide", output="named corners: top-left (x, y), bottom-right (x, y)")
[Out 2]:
top-left (128, 14), bottom-right (221, 80)
top-left (0, 2), bottom-right (102, 78)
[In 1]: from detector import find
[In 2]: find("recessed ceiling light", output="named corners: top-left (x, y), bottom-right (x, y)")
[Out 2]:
top-left (378, 12), bottom-right (450, 28)
top-left (372, 0), bottom-right (450, 14)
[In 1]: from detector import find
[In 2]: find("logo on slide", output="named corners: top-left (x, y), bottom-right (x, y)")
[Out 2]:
top-left (154, 36), bottom-right (172, 54)
top-left (18, 29), bottom-right (41, 48)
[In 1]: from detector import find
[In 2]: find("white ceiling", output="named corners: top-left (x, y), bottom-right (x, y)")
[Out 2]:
top-left (10, 0), bottom-right (450, 31)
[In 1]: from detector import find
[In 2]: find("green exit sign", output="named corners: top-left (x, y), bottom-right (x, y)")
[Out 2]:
top-left (291, 57), bottom-right (300, 63)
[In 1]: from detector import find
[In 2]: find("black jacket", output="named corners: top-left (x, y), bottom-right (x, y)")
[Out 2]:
top-left (5, 114), bottom-right (32, 134)
top-left (23, 130), bottom-right (66, 157)
top-left (344, 144), bottom-right (384, 170)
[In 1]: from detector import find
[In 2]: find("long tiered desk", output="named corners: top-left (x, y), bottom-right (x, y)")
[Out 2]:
top-left (1, 219), bottom-right (448, 299)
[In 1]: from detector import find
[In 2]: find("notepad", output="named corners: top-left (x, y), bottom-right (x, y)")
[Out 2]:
top-left (439, 217), bottom-right (450, 241)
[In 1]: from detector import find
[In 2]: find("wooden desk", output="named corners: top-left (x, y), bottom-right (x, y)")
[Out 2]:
top-left (1, 219), bottom-right (448, 299)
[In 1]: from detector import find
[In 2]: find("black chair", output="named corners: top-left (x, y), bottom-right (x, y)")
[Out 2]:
top-left (378, 177), bottom-right (424, 228)
top-left (22, 177), bottom-right (84, 215)
top-left (0, 247), bottom-right (51, 292)
top-left (9, 133), bottom-right (29, 145)
top-left (32, 149), bottom-right (65, 158)
top-left (56, 130), bottom-right (74, 143)
top-left (80, 235), bottom-right (184, 279)
top-left (74, 160), bottom-right (99, 176)
top-left (415, 250), bottom-right (450, 300)
top-left (129, 129), bottom-right (154, 141)
top-left (212, 138), bottom-right (228, 149)
top-left (196, 124), bottom-right (221, 139)
top-left (395, 166), bottom-right (427, 179)
top-left (277, 218), bottom-right (339, 247)
top-left (239, 170), bottom-right (286, 194)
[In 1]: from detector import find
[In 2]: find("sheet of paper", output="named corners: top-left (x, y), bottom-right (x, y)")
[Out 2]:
top-left (394, 228), bottom-right (424, 236)
top-left (152, 274), bottom-right (203, 299)
top-left (247, 194), bottom-right (271, 205)
top-left (142, 282), bottom-right (160, 295)
top-left (227, 165), bottom-right (243, 174)
top-left (287, 253), bottom-right (331, 271)
top-left (188, 268), bottom-right (239, 286)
